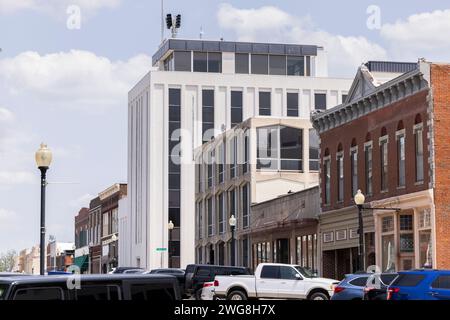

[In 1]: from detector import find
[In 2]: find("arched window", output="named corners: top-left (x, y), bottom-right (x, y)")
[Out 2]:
top-left (364, 133), bottom-right (373, 195)
top-left (350, 139), bottom-right (358, 196)
top-left (397, 121), bottom-right (406, 187)
top-left (351, 138), bottom-right (357, 148)
top-left (365, 132), bottom-right (372, 143)
top-left (397, 120), bottom-right (405, 131)
top-left (415, 114), bottom-right (422, 125)
top-left (337, 143), bottom-right (344, 202)
top-left (381, 127), bottom-right (388, 137)
top-left (380, 127), bottom-right (389, 191)
top-left (323, 148), bottom-right (331, 205)
top-left (414, 114), bottom-right (424, 182)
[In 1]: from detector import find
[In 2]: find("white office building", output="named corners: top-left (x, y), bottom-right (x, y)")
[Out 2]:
top-left (127, 38), bottom-right (352, 269)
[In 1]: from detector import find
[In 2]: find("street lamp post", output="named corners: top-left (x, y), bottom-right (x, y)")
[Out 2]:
top-left (354, 190), bottom-right (366, 272)
top-left (229, 215), bottom-right (237, 266)
top-left (35, 143), bottom-right (53, 276)
top-left (168, 220), bottom-right (174, 268)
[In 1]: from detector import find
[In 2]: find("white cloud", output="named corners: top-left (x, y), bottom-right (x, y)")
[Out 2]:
top-left (0, 50), bottom-right (152, 111)
top-left (0, 171), bottom-right (35, 185)
top-left (380, 9), bottom-right (450, 61)
top-left (0, 107), bottom-right (14, 123)
top-left (0, 0), bottom-right (121, 16)
top-left (218, 3), bottom-right (387, 77)
top-left (0, 209), bottom-right (18, 226)
top-left (69, 193), bottom-right (93, 208)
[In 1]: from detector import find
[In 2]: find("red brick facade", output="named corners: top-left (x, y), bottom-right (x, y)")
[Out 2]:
top-left (320, 89), bottom-right (430, 211)
top-left (431, 64), bottom-right (450, 269)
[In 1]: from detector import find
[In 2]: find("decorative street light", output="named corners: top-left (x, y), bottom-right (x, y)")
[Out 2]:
top-left (168, 220), bottom-right (174, 268)
top-left (354, 190), bottom-right (366, 272)
top-left (35, 143), bottom-right (53, 275)
top-left (229, 215), bottom-right (237, 266)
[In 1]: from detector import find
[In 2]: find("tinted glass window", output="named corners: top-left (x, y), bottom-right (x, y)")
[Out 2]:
top-left (208, 52), bottom-right (222, 73)
top-left (235, 53), bottom-right (249, 74)
top-left (269, 55), bottom-right (286, 75)
top-left (193, 52), bottom-right (207, 72)
top-left (196, 268), bottom-right (211, 277)
top-left (349, 276), bottom-right (369, 287)
top-left (76, 285), bottom-right (120, 301)
top-left (251, 54), bottom-right (268, 75)
top-left (260, 266), bottom-right (279, 279)
top-left (259, 92), bottom-right (271, 116)
top-left (185, 265), bottom-right (195, 274)
top-left (14, 287), bottom-right (64, 300)
top-left (380, 274), bottom-right (398, 286)
top-left (279, 266), bottom-right (299, 280)
top-left (174, 51), bottom-right (191, 72)
top-left (315, 93), bottom-right (327, 110)
top-left (287, 56), bottom-right (305, 76)
top-left (287, 93), bottom-right (299, 117)
top-left (432, 275), bottom-right (450, 289)
top-left (392, 274), bottom-right (425, 287)
top-left (0, 284), bottom-right (9, 299)
top-left (280, 126), bottom-right (302, 170)
top-left (130, 283), bottom-right (175, 301)
top-left (231, 91), bottom-right (243, 127)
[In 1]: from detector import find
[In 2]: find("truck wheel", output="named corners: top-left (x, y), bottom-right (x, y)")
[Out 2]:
top-left (309, 292), bottom-right (329, 300)
top-left (227, 290), bottom-right (247, 300)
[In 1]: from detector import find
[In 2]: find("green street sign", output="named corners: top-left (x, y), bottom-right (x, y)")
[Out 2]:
top-left (156, 248), bottom-right (167, 252)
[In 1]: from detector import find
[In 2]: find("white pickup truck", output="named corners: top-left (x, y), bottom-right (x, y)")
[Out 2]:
top-left (213, 263), bottom-right (339, 300)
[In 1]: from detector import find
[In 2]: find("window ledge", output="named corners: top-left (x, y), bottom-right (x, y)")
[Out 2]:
top-left (397, 186), bottom-right (406, 190)
top-left (415, 181), bottom-right (424, 186)
top-left (381, 189), bottom-right (389, 194)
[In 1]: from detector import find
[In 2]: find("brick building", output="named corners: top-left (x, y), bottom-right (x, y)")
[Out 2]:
top-left (88, 196), bottom-right (102, 274)
top-left (74, 208), bottom-right (90, 273)
top-left (312, 60), bottom-right (450, 279)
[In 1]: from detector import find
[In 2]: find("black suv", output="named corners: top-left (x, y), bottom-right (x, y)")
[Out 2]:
top-left (185, 264), bottom-right (252, 300)
top-left (0, 274), bottom-right (180, 301)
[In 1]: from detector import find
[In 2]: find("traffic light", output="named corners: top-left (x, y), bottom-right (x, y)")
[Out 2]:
top-left (175, 14), bottom-right (181, 29)
top-left (166, 14), bottom-right (172, 29)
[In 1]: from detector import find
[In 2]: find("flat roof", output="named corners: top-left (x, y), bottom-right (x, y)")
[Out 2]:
top-left (152, 38), bottom-right (320, 66)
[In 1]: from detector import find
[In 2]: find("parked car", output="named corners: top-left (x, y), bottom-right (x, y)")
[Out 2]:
top-left (214, 263), bottom-right (339, 300)
top-left (200, 281), bottom-right (216, 300)
top-left (147, 268), bottom-right (186, 298)
top-left (109, 267), bottom-right (144, 274)
top-left (388, 269), bottom-right (450, 300)
top-left (184, 264), bottom-right (252, 300)
top-left (0, 273), bottom-right (29, 277)
top-left (0, 274), bottom-right (180, 301)
top-left (331, 273), bottom-right (371, 300)
top-left (363, 272), bottom-right (398, 300)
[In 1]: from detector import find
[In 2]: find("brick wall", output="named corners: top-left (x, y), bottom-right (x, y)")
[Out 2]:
top-left (431, 63), bottom-right (450, 269)
top-left (320, 90), bottom-right (430, 211)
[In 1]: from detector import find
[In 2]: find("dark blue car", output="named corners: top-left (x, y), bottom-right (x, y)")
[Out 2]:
top-left (331, 273), bottom-right (371, 300)
top-left (388, 270), bottom-right (450, 300)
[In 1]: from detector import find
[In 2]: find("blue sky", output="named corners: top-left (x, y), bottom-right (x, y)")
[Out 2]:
top-left (0, 0), bottom-right (449, 254)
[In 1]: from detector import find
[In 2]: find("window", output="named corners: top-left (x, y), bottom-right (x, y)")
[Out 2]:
top-left (415, 124), bottom-right (424, 183)
top-left (287, 56), bottom-right (304, 76)
top-left (229, 189), bottom-right (236, 219)
top-left (174, 51), bottom-right (191, 71)
top-left (202, 90), bottom-right (215, 143)
top-left (243, 132), bottom-right (249, 174)
top-left (207, 197), bottom-right (214, 236)
top-left (230, 136), bottom-right (237, 178)
top-left (287, 92), bottom-right (299, 117)
top-left (257, 126), bottom-right (302, 171)
top-left (103, 213), bottom-right (109, 237)
top-left (231, 91), bottom-right (243, 127)
top-left (129, 284), bottom-right (176, 301)
top-left (207, 150), bottom-right (214, 188)
top-left (399, 214), bottom-right (414, 253)
top-left (280, 127), bottom-right (303, 171)
top-left (111, 208), bottom-right (118, 234)
top-left (324, 157), bottom-right (331, 205)
top-left (260, 266), bottom-right (279, 279)
top-left (251, 54), bottom-right (268, 74)
top-left (342, 94), bottom-right (348, 103)
top-left (269, 55), bottom-right (286, 75)
top-left (193, 52), bottom-right (207, 72)
top-left (235, 53), bottom-right (249, 74)
top-left (314, 93), bottom-right (327, 110)
top-left (218, 193), bottom-right (225, 234)
top-left (380, 137), bottom-right (388, 191)
top-left (381, 215), bottom-right (395, 272)
top-left (197, 202), bottom-right (203, 240)
top-left (280, 266), bottom-right (298, 280)
top-left (419, 209), bottom-right (432, 268)
top-left (259, 91), bottom-right (271, 116)
top-left (169, 88), bottom-right (181, 243)
top-left (242, 184), bottom-right (249, 229)
top-left (397, 133), bottom-right (406, 187)
top-left (306, 56), bottom-right (311, 76)
top-left (351, 148), bottom-right (358, 196)
top-left (365, 143), bottom-right (373, 195)
top-left (218, 143), bottom-right (225, 184)
top-left (432, 276), bottom-right (450, 289)
top-left (392, 274), bottom-right (425, 287)
top-left (76, 285), bottom-right (120, 301)
top-left (309, 129), bottom-right (320, 171)
top-left (349, 276), bottom-right (370, 287)
top-left (164, 53), bottom-right (174, 71)
top-left (14, 287), bottom-right (64, 300)
top-left (208, 52), bottom-right (222, 73)
top-left (337, 151), bottom-right (344, 202)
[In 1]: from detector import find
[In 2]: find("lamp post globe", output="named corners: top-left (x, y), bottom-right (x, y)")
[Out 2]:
top-left (35, 143), bottom-right (52, 276)
top-left (354, 190), bottom-right (365, 272)
top-left (354, 189), bottom-right (365, 206)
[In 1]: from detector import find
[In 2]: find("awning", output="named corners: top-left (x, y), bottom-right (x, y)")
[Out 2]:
top-left (73, 255), bottom-right (89, 272)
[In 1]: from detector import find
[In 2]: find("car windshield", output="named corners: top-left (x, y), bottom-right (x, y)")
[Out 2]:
top-left (0, 284), bottom-right (9, 300)
top-left (294, 266), bottom-right (316, 278)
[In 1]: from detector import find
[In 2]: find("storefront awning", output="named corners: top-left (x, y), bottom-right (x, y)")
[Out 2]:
top-left (73, 255), bottom-right (89, 272)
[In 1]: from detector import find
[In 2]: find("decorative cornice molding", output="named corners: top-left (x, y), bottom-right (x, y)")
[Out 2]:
top-left (312, 67), bottom-right (430, 134)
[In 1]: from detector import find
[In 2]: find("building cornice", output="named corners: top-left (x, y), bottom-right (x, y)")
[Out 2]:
top-left (312, 64), bottom-right (430, 134)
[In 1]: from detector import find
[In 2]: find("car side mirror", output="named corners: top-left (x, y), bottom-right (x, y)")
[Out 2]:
top-left (295, 273), bottom-right (302, 280)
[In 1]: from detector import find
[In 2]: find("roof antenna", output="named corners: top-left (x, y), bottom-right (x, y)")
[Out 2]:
top-left (199, 26), bottom-right (204, 39)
